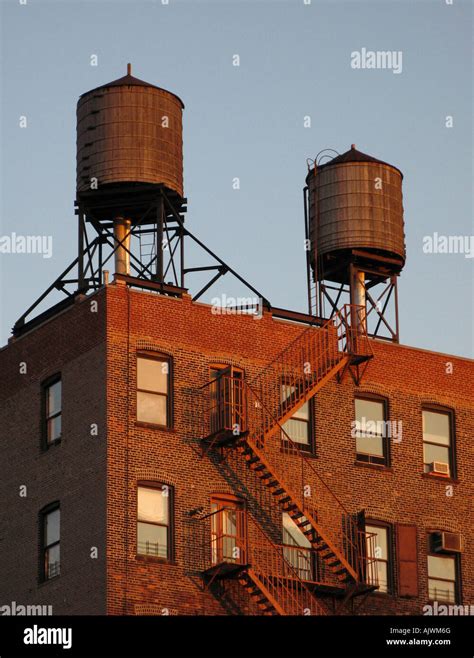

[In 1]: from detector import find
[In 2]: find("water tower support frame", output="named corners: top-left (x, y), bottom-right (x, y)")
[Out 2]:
top-left (12, 187), bottom-right (271, 337)
top-left (309, 259), bottom-right (400, 343)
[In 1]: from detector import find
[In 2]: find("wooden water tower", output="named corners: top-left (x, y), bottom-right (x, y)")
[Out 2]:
top-left (13, 66), bottom-right (268, 336)
top-left (304, 145), bottom-right (406, 342)
top-left (75, 64), bottom-right (187, 292)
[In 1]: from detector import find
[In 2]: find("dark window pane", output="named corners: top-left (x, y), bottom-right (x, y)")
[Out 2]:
top-left (45, 508), bottom-right (60, 546)
top-left (366, 525), bottom-right (389, 592)
top-left (428, 578), bottom-right (455, 603)
top-left (423, 411), bottom-right (450, 446)
top-left (136, 485), bottom-right (171, 559)
top-left (211, 535), bottom-right (239, 564)
top-left (210, 499), bottom-right (244, 565)
top-left (137, 522), bottom-right (168, 557)
top-left (47, 380), bottom-right (61, 418)
top-left (355, 398), bottom-right (384, 425)
top-left (137, 392), bottom-right (167, 425)
top-left (222, 509), bottom-right (237, 537)
top-left (221, 536), bottom-right (238, 562)
top-left (366, 525), bottom-right (388, 560)
top-left (282, 544), bottom-right (312, 580)
top-left (428, 555), bottom-right (455, 580)
top-left (280, 383), bottom-right (296, 405)
top-left (293, 400), bottom-right (309, 421)
top-left (355, 399), bottom-right (386, 458)
top-left (138, 487), bottom-right (168, 524)
top-left (46, 543), bottom-right (60, 579)
top-left (282, 513), bottom-right (311, 548)
top-left (356, 434), bottom-right (384, 457)
top-left (47, 415), bottom-right (61, 443)
top-left (137, 358), bottom-right (168, 394)
top-left (376, 561), bottom-right (388, 593)
top-left (423, 443), bottom-right (450, 471)
top-left (281, 386), bottom-right (308, 417)
top-left (282, 417), bottom-right (309, 444)
top-left (282, 513), bottom-right (311, 580)
top-left (281, 384), bottom-right (310, 444)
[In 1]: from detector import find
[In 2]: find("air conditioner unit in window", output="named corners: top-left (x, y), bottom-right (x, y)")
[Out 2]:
top-left (428, 461), bottom-right (450, 476)
top-left (432, 531), bottom-right (463, 554)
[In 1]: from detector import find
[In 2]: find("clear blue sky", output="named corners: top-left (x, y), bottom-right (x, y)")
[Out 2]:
top-left (0, 0), bottom-right (472, 357)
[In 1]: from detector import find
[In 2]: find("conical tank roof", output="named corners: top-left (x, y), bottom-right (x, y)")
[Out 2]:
top-left (78, 63), bottom-right (185, 108)
top-left (314, 144), bottom-right (403, 178)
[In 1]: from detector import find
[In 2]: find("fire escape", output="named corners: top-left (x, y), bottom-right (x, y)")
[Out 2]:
top-left (197, 304), bottom-right (379, 615)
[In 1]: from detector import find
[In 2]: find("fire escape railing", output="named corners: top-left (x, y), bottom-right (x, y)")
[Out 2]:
top-left (249, 304), bottom-right (372, 444)
top-left (281, 531), bottom-right (379, 590)
top-left (201, 374), bottom-right (246, 444)
top-left (200, 508), bottom-right (327, 616)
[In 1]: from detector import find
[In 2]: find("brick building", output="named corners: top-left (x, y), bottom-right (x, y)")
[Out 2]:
top-left (0, 69), bottom-right (472, 617)
top-left (1, 281), bottom-right (472, 616)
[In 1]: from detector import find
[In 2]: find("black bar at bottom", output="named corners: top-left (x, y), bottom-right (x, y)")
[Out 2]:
top-left (0, 614), bottom-right (472, 658)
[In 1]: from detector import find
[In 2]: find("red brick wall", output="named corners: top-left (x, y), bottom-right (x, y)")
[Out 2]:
top-left (105, 283), bottom-right (474, 616)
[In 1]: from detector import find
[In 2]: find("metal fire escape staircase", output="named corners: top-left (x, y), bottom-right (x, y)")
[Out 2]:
top-left (199, 305), bottom-right (376, 614)
top-left (200, 509), bottom-right (327, 616)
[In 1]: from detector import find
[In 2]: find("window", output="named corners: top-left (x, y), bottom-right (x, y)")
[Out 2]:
top-left (282, 513), bottom-right (313, 580)
top-left (354, 396), bottom-right (389, 465)
top-left (43, 376), bottom-right (62, 445)
top-left (137, 484), bottom-right (172, 559)
top-left (41, 504), bottom-right (60, 580)
top-left (427, 554), bottom-right (458, 603)
top-left (366, 523), bottom-right (391, 593)
top-left (209, 366), bottom-right (245, 435)
top-left (136, 355), bottom-right (171, 427)
top-left (210, 495), bottom-right (245, 565)
top-left (280, 383), bottom-right (312, 450)
top-left (423, 408), bottom-right (454, 477)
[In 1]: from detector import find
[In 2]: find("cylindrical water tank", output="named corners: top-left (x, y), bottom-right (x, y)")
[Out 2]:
top-left (76, 66), bottom-right (184, 198)
top-left (307, 145), bottom-right (406, 280)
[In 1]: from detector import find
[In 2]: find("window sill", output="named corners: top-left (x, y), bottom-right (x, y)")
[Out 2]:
top-left (422, 473), bottom-right (459, 484)
top-left (41, 438), bottom-right (62, 452)
top-left (135, 421), bottom-right (175, 432)
top-left (371, 589), bottom-right (393, 597)
top-left (38, 575), bottom-right (61, 587)
top-left (354, 460), bottom-right (392, 472)
top-left (136, 555), bottom-right (176, 565)
top-left (427, 599), bottom-right (460, 606)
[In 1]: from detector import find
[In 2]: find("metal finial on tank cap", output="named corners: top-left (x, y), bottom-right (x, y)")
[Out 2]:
top-left (127, 63), bottom-right (132, 75)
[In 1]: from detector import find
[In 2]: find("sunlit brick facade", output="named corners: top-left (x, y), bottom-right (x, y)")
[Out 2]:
top-left (1, 280), bottom-right (472, 616)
